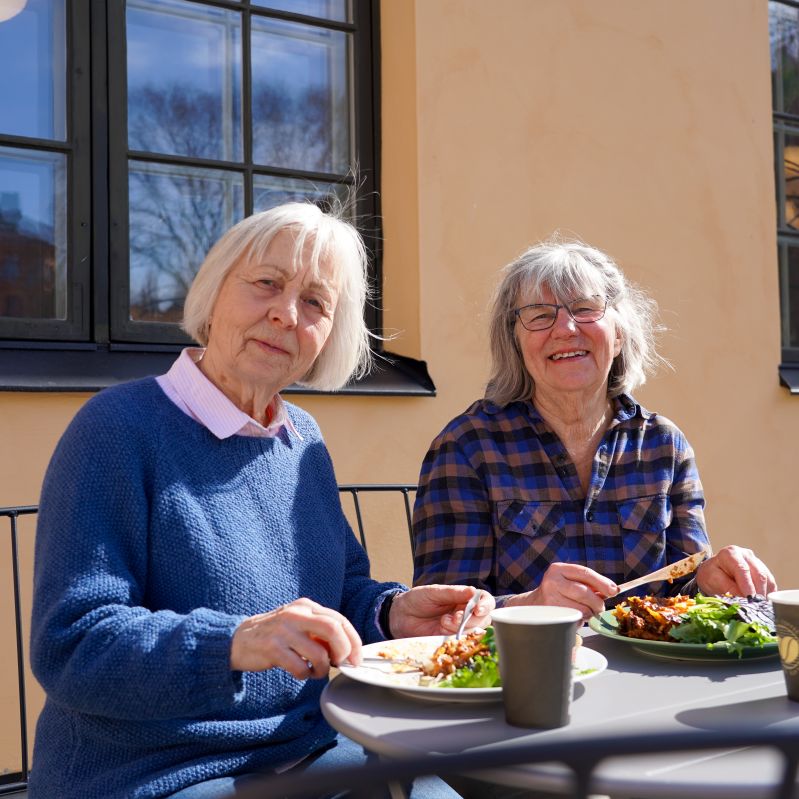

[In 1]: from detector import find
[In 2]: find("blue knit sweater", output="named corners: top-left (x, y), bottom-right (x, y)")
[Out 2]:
top-left (29, 378), bottom-right (404, 799)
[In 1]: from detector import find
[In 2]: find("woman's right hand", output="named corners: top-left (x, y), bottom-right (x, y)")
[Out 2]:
top-left (230, 598), bottom-right (362, 679)
top-left (506, 562), bottom-right (618, 619)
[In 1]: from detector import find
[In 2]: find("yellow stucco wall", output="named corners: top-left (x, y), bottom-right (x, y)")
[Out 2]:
top-left (0, 0), bottom-right (795, 774)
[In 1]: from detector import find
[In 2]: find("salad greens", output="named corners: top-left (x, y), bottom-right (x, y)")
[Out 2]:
top-left (438, 627), bottom-right (502, 688)
top-left (668, 594), bottom-right (777, 656)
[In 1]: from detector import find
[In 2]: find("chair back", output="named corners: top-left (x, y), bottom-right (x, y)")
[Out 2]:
top-left (337, 483), bottom-right (416, 553)
top-left (234, 727), bottom-right (799, 799)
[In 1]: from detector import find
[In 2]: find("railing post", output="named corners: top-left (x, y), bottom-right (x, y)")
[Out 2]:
top-left (9, 510), bottom-right (29, 783)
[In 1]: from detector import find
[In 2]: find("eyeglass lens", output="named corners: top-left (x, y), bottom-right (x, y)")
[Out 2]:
top-left (516, 296), bottom-right (606, 331)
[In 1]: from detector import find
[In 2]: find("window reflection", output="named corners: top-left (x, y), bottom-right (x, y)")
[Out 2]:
top-left (779, 242), bottom-right (799, 348)
top-left (252, 0), bottom-right (349, 23)
top-left (253, 174), bottom-right (347, 213)
top-left (128, 161), bottom-right (244, 323)
top-left (0, 147), bottom-right (67, 320)
top-left (0, 0), bottom-right (66, 140)
top-left (127, 0), bottom-right (242, 162)
top-left (251, 16), bottom-right (351, 173)
top-left (782, 129), bottom-right (799, 231)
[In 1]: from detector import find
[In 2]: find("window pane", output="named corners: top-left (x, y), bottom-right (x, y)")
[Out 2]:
top-left (128, 161), bottom-right (244, 323)
top-left (777, 126), bottom-right (799, 230)
top-left (253, 174), bottom-right (349, 212)
top-left (0, 146), bottom-right (67, 320)
top-left (251, 17), bottom-right (351, 173)
top-left (0, 0), bottom-right (66, 140)
top-left (252, 0), bottom-right (349, 23)
top-left (127, 0), bottom-right (242, 162)
top-left (779, 241), bottom-right (799, 348)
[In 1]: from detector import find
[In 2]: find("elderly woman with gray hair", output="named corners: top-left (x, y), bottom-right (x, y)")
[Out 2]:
top-left (412, 238), bottom-right (775, 617)
top-left (29, 203), bottom-right (488, 799)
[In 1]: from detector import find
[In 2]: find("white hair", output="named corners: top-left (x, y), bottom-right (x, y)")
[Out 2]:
top-left (486, 237), bottom-right (666, 405)
top-left (183, 202), bottom-right (372, 390)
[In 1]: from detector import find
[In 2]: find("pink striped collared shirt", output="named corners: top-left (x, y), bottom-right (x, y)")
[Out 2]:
top-left (156, 347), bottom-right (301, 440)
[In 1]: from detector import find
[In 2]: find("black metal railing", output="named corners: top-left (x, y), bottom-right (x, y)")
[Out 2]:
top-left (1, 504), bottom-right (37, 796)
top-left (337, 484), bottom-right (416, 552)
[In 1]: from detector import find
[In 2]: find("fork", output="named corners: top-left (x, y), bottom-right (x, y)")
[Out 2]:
top-left (455, 589), bottom-right (483, 640)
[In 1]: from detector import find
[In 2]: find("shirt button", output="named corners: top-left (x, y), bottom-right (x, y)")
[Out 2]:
top-left (585, 511), bottom-right (594, 522)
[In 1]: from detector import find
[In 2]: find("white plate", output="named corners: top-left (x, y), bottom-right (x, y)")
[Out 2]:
top-left (338, 635), bottom-right (607, 703)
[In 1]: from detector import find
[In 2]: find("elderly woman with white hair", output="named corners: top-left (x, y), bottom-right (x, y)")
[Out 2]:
top-left (412, 238), bottom-right (775, 617)
top-left (29, 203), bottom-right (489, 799)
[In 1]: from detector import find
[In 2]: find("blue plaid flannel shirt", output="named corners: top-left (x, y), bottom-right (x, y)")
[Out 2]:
top-left (412, 394), bottom-right (709, 604)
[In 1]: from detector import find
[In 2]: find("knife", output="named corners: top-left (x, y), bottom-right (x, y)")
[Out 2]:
top-left (615, 548), bottom-right (710, 594)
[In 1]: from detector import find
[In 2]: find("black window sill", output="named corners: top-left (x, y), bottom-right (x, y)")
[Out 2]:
top-left (779, 364), bottom-right (799, 394)
top-left (0, 343), bottom-right (436, 396)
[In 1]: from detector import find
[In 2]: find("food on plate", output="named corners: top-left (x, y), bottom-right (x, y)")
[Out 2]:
top-left (613, 595), bottom-right (694, 640)
top-left (612, 593), bottom-right (777, 656)
top-left (378, 628), bottom-right (500, 688)
top-left (375, 627), bottom-right (589, 689)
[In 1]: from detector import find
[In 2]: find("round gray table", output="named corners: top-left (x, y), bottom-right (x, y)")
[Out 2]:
top-left (320, 631), bottom-right (799, 798)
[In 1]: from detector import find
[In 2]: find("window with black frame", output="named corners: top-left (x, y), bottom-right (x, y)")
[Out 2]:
top-left (771, 0), bottom-right (799, 390)
top-left (0, 0), bottom-right (433, 394)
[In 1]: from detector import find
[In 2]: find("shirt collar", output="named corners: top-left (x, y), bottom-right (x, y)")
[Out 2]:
top-left (163, 348), bottom-right (301, 440)
top-left (482, 392), bottom-right (647, 423)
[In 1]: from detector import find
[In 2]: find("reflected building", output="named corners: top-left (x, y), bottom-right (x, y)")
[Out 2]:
top-left (0, 192), bottom-right (56, 320)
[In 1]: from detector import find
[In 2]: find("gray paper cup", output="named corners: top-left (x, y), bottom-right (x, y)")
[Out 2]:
top-left (491, 606), bottom-right (582, 728)
top-left (768, 589), bottom-right (799, 701)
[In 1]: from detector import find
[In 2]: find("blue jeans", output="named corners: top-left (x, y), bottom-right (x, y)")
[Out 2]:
top-left (164, 733), bottom-right (461, 798)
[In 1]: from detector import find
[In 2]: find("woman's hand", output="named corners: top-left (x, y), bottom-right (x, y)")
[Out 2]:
top-left (695, 545), bottom-right (777, 597)
top-left (230, 598), bottom-right (362, 679)
top-left (388, 586), bottom-right (495, 639)
top-left (506, 563), bottom-right (618, 619)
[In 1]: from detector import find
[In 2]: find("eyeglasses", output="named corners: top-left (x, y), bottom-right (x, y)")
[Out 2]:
top-left (513, 295), bottom-right (608, 331)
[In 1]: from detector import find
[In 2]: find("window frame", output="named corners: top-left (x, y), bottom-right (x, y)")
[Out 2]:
top-left (0, 0), bottom-right (92, 341)
top-left (0, 0), bottom-right (433, 395)
top-left (772, 0), bottom-right (799, 382)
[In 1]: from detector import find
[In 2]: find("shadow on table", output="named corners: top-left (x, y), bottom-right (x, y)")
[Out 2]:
top-left (676, 695), bottom-right (798, 731)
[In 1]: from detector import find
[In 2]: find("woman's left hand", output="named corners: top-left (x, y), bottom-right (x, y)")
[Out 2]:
top-left (695, 545), bottom-right (777, 597)
top-left (388, 586), bottom-right (495, 639)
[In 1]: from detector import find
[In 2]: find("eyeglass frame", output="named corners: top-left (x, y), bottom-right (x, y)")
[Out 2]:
top-left (512, 295), bottom-right (609, 332)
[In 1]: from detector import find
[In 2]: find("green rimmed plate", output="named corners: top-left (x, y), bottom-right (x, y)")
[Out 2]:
top-left (588, 610), bottom-right (779, 661)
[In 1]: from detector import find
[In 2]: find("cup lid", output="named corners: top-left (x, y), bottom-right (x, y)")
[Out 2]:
top-left (490, 606), bottom-right (582, 624)
top-left (768, 589), bottom-right (799, 605)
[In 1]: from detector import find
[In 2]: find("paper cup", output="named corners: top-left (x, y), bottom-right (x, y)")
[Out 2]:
top-left (491, 605), bottom-right (582, 728)
top-left (768, 590), bottom-right (799, 701)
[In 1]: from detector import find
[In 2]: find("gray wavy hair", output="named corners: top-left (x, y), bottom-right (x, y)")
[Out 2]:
top-left (183, 202), bottom-right (372, 391)
top-left (485, 237), bottom-right (665, 405)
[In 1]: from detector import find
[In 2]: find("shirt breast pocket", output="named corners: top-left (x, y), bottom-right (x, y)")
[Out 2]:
top-left (495, 500), bottom-right (566, 570)
top-left (616, 494), bottom-right (671, 567)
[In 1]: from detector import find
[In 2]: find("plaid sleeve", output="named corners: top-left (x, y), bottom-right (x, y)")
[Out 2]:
top-left (411, 421), bottom-right (497, 592)
top-left (663, 431), bottom-right (709, 596)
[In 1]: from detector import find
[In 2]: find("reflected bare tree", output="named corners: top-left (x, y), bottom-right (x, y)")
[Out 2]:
top-left (252, 83), bottom-right (346, 173)
top-left (126, 81), bottom-right (341, 323)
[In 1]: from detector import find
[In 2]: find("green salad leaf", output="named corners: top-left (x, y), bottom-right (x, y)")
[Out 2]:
top-left (438, 627), bottom-right (502, 688)
top-left (668, 594), bottom-right (777, 656)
